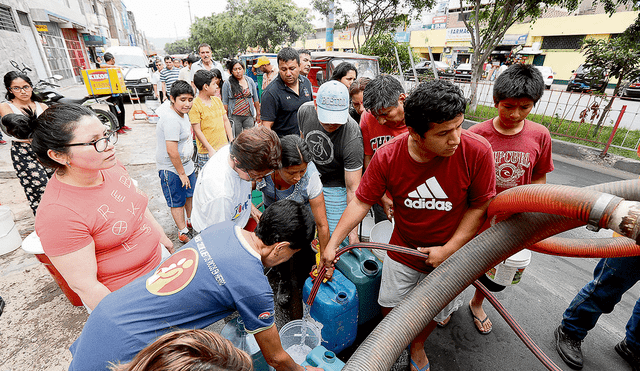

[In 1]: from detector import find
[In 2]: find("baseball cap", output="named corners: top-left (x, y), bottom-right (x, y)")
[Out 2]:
top-left (254, 56), bottom-right (271, 67)
top-left (316, 81), bottom-right (349, 124)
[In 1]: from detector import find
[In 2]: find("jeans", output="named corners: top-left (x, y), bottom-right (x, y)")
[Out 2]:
top-left (562, 256), bottom-right (640, 353)
top-left (230, 114), bottom-right (254, 138)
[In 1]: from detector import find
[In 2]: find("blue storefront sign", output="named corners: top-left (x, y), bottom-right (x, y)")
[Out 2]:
top-left (394, 31), bottom-right (411, 43)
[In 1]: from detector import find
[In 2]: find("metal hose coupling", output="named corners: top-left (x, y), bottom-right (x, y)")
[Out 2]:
top-left (608, 200), bottom-right (640, 244)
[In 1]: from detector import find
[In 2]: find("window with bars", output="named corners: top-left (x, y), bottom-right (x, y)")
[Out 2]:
top-left (541, 35), bottom-right (585, 50)
top-left (0, 6), bottom-right (18, 33)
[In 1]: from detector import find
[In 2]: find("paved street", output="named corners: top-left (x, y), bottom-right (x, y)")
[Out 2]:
top-left (0, 84), bottom-right (639, 370)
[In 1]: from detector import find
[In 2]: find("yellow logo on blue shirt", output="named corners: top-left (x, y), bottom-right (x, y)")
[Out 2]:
top-left (146, 248), bottom-right (199, 296)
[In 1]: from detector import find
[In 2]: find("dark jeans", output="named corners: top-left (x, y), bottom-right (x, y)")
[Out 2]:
top-left (107, 94), bottom-right (125, 129)
top-left (158, 90), bottom-right (165, 103)
top-left (562, 256), bottom-right (640, 353)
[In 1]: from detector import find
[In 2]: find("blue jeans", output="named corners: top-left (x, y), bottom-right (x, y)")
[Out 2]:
top-left (562, 256), bottom-right (640, 353)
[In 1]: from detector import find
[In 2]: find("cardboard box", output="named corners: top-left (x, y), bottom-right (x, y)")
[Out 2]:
top-left (81, 68), bottom-right (126, 96)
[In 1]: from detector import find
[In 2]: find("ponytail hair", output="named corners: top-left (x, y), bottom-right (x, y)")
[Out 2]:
top-left (2, 103), bottom-right (96, 170)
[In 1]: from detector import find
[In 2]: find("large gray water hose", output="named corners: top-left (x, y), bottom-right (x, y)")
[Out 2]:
top-left (343, 179), bottom-right (640, 370)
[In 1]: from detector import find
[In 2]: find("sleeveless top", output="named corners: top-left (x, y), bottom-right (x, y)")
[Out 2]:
top-left (7, 101), bottom-right (46, 116)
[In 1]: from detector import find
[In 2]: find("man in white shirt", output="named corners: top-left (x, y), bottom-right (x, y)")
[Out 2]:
top-left (190, 43), bottom-right (216, 91)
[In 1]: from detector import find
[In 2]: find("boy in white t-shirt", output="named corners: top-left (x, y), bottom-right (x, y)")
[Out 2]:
top-left (156, 80), bottom-right (196, 243)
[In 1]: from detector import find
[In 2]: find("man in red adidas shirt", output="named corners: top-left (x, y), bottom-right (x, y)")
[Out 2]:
top-left (322, 80), bottom-right (496, 371)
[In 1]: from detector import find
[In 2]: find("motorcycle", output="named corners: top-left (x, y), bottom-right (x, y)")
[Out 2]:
top-left (10, 61), bottom-right (119, 131)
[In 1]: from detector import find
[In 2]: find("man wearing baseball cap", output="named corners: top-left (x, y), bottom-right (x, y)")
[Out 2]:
top-left (254, 56), bottom-right (278, 91)
top-left (298, 80), bottom-right (364, 247)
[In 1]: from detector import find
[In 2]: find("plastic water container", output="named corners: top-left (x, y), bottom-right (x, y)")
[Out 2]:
top-left (0, 206), bottom-right (22, 256)
top-left (485, 249), bottom-right (532, 286)
top-left (335, 246), bottom-right (382, 325)
top-left (302, 269), bottom-right (358, 354)
top-left (221, 317), bottom-right (274, 371)
top-left (369, 220), bottom-right (394, 262)
top-left (302, 346), bottom-right (345, 370)
top-left (20, 231), bottom-right (83, 306)
top-left (279, 319), bottom-right (322, 364)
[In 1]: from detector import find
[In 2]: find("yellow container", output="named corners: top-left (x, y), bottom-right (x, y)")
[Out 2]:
top-left (81, 68), bottom-right (126, 96)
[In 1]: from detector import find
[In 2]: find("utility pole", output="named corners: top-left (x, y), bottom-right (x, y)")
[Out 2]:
top-left (187, 0), bottom-right (193, 25)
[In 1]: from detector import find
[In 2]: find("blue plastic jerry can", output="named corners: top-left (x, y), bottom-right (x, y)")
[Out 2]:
top-left (302, 269), bottom-right (358, 354)
top-left (335, 247), bottom-right (382, 325)
top-left (302, 346), bottom-right (345, 370)
top-left (221, 317), bottom-right (274, 371)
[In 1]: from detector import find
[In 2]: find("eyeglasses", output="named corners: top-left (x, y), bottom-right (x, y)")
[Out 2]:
top-left (64, 131), bottom-right (118, 152)
top-left (246, 169), bottom-right (274, 181)
top-left (10, 85), bottom-right (32, 92)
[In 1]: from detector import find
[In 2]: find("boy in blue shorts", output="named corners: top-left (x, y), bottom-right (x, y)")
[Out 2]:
top-left (156, 80), bottom-right (197, 243)
top-left (468, 63), bottom-right (554, 334)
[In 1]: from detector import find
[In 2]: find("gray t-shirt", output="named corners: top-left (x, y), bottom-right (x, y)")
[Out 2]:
top-left (298, 101), bottom-right (363, 188)
top-left (156, 106), bottom-right (195, 176)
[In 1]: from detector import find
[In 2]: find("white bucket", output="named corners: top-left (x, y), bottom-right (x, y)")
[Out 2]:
top-left (369, 220), bottom-right (393, 262)
top-left (0, 206), bottom-right (22, 256)
top-left (359, 211), bottom-right (375, 242)
top-left (485, 249), bottom-right (532, 286)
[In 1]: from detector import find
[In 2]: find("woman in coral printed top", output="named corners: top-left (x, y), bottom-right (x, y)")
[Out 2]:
top-left (4, 104), bottom-right (173, 311)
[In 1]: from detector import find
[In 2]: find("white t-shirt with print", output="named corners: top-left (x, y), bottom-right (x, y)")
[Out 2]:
top-left (191, 145), bottom-right (252, 232)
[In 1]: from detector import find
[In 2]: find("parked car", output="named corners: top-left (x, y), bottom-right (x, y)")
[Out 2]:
top-left (309, 51), bottom-right (380, 92)
top-left (405, 60), bottom-right (454, 80)
top-left (620, 79), bottom-right (640, 99)
top-left (454, 63), bottom-right (472, 81)
top-left (105, 46), bottom-right (154, 101)
top-left (535, 66), bottom-right (555, 89)
top-left (566, 64), bottom-right (609, 93)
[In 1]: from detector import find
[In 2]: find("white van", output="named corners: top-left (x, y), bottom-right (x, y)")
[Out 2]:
top-left (106, 46), bottom-right (153, 101)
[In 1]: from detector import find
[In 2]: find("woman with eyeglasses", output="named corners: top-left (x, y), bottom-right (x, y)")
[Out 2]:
top-left (2, 103), bottom-right (173, 311)
top-left (191, 126), bottom-right (281, 234)
top-left (0, 71), bottom-right (51, 214)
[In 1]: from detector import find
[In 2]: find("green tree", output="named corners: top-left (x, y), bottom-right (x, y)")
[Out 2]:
top-left (312, 0), bottom-right (435, 51)
top-left (360, 32), bottom-right (419, 74)
top-left (459, 0), bottom-right (580, 111)
top-left (189, 10), bottom-right (247, 60)
top-left (164, 39), bottom-right (192, 55)
top-left (244, 0), bottom-right (314, 52)
top-left (582, 15), bottom-right (640, 135)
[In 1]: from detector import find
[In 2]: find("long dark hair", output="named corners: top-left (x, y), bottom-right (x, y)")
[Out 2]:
top-left (330, 62), bottom-right (357, 82)
top-left (225, 59), bottom-right (245, 97)
top-left (1, 103), bottom-right (96, 170)
top-left (280, 135), bottom-right (311, 168)
top-left (4, 71), bottom-right (42, 102)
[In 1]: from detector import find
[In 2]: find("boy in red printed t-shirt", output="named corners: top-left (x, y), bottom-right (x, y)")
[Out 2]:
top-left (468, 63), bottom-right (554, 334)
top-left (322, 80), bottom-right (496, 371)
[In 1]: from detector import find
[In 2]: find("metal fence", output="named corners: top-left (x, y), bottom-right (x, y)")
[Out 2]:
top-left (399, 76), bottom-right (640, 157)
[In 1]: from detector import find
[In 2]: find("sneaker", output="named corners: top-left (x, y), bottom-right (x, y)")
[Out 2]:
top-left (178, 230), bottom-right (194, 243)
top-left (0, 140), bottom-right (6, 145)
top-left (555, 325), bottom-right (584, 369)
top-left (186, 219), bottom-right (193, 229)
top-left (615, 338), bottom-right (640, 371)
top-left (117, 128), bottom-right (126, 135)
top-left (122, 126), bottom-right (132, 131)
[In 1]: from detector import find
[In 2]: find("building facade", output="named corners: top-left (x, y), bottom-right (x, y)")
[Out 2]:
top-left (296, 1), bottom-right (638, 84)
top-left (0, 0), bottom-right (151, 89)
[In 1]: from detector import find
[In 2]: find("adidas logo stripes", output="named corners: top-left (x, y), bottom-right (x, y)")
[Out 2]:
top-left (404, 176), bottom-right (453, 211)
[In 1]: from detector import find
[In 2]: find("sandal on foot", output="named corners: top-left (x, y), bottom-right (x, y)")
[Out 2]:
top-left (469, 304), bottom-right (492, 334)
top-left (408, 344), bottom-right (431, 371)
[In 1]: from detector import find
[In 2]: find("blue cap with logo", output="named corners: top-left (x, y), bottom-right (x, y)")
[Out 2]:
top-left (316, 80), bottom-right (349, 124)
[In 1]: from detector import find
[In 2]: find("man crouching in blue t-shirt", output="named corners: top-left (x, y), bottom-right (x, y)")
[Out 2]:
top-left (68, 199), bottom-right (323, 371)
